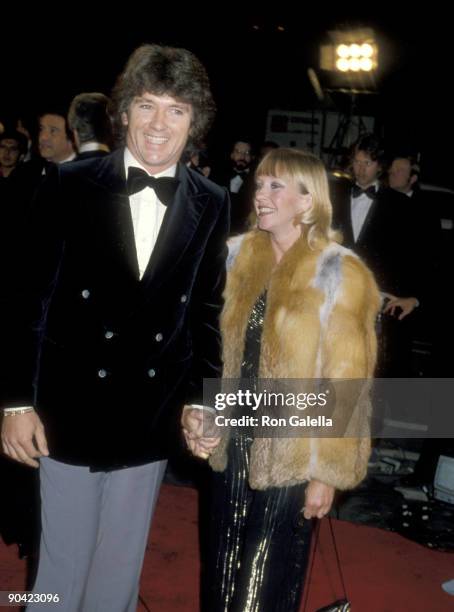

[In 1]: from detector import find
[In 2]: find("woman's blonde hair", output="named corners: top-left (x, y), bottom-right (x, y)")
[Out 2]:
top-left (255, 148), bottom-right (340, 249)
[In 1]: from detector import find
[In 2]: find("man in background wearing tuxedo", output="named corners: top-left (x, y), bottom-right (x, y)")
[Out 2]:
top-left (331, 133), bottom-right (420, 376)
top-left (212, 138), bottom-right (255, 235)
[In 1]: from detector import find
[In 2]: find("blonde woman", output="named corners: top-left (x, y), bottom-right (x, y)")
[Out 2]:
top-left (183, 148), bottom-right (380, 611)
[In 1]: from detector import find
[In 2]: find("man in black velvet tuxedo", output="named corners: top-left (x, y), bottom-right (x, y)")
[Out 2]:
top-left (1, 44), bottom-right (229, 611)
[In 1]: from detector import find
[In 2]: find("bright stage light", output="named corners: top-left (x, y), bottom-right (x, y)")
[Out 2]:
top-left (336, 44), bottom-right (350, 58)
top-left (336, 58), bottom-right (350, 72)
top-left (321, 29), bottom-right (378, 74)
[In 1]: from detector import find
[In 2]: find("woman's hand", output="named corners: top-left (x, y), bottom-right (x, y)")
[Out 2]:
top-left (181, 406), bottom-right (221, 460)
top-left (383, 295), bottom-right (418, 320)
top-left (302, 479), bottom-right (335, 519)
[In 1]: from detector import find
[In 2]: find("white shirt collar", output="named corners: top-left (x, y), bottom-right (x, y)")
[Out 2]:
top-left (79, 142), bottom-right (110, 154)
top-left (59, 152), bottom-right (77, 164)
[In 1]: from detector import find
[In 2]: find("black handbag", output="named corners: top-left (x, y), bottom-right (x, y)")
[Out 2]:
top-left (302, 516), bottom-right (352, 612)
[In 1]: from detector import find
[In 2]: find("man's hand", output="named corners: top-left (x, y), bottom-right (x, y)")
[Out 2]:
top-left (383, 294), bottom-right (418, 320)
top-left (1, 410), bottom-right (49, 468)
top-left (181, 406), bottom-right (221, 460)
top-left (302, 479), bottom-right (335, 519)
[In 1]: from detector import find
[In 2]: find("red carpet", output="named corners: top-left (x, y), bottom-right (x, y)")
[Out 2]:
top-left (1, 483), bottom-right (453, 611)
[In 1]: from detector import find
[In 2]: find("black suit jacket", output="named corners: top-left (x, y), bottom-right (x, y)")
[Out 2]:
top-left (0, 149), bottom-right (229, 470)
top-left (331, 178), bottom-right (418, 297)
top-left (211, 164), bottom-right (255, 235)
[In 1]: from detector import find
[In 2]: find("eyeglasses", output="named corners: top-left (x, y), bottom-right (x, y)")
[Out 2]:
top-left (233, 148), bottom-right (251, 157)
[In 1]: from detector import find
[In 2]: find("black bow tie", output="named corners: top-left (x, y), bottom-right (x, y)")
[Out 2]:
top-left (127, 167), bottom-right (180, 206)
top-left (352, 184), bottom-right (377, 199)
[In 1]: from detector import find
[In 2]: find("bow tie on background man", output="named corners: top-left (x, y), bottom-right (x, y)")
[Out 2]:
top-left (351, 184), bottom-right (377, 199)
top-left (127, 167), bottom-right (180, 206)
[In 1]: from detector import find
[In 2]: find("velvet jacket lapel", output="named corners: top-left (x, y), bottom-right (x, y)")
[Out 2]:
top-left (140, 163), bottom-right (210, 292)
top-left (89, 148), bottom-right (140, 280)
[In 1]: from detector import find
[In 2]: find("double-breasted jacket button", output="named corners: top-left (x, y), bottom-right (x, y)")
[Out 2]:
top-left (155, 333), bottom-right (163, 342)
top-left (81, 289), bottom-right (90, 299)
top-left (97, 369), bottom-right (107, 378)
top-left (104, 331), bottom-right (114, 339)
top-left (147, 369), bottom-right (156, 378)
top-left (180, 294), bottom-right (187, 303)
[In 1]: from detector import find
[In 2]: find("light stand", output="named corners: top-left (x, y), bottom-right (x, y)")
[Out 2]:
top-left (323, 89), bottom-right (374, 168)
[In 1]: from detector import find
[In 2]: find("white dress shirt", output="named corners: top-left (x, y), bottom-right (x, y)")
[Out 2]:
top-left (230, 174), bottom-right (244, 193)
top-left (350, 182), bottom-right (379, 242)
top-left (124, 148), bottom-right (176, 279)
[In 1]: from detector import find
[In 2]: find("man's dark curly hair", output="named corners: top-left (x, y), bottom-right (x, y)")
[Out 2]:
top-left (111, 44), bottom-right (216, 147)
top-left (352, 132), bottom-right (385, 164)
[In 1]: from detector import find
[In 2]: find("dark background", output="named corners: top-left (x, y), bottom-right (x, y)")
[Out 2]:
top-left (2, 5), bottom-right (452, 186)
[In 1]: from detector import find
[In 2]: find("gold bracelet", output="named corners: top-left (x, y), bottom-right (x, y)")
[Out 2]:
top-left (3, 408), bottom-right (34, 416)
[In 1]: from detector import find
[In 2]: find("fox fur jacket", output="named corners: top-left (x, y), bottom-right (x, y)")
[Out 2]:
top-left (209, 229), bottom-right (381, 491)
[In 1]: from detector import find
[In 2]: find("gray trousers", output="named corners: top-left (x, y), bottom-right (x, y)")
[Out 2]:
top-left (27, 457), bottom-right (167, 612)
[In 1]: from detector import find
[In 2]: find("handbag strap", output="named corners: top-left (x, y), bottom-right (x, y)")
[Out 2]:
top-left (327, 516), bottom-right (349, 601)
top-left (302, 517), bottom-right (349, 611)
top-left (302, 518), bottom-right (321, 612)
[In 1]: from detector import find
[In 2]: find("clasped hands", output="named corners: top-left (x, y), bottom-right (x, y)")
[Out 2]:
top-left (181, 406), bottom-right (221, 460)
top-left (182, 405), bottom-right (334, 519)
